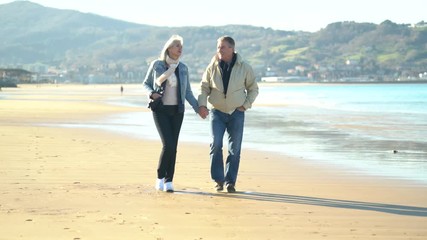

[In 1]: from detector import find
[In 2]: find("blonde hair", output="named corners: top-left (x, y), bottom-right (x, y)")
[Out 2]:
top-left (159, 35), bottom-right (184, 61)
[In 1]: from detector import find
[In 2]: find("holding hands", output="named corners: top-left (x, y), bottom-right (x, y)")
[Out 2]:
top-left (198, 106), bottom-right (209, 119)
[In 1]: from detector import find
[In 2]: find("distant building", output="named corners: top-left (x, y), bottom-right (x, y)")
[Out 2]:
top-left (0, 68), bottom-right (33, 83)
top-left (261, 76), bottom-right (286, 82)
top-left (261, 76), bottom-right (310, 83)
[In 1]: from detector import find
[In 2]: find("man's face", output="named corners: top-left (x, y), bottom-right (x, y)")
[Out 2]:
top-left (217, 40), bottom-right (234, 62)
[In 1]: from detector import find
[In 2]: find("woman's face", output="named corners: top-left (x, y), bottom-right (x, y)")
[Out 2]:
top-left (168, 41), bottom-right (183, 60)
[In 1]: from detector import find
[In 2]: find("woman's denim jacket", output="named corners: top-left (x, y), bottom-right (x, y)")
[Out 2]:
top-left (143, 59), bottom-right (199, 113)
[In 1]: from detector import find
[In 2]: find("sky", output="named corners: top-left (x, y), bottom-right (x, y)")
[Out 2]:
top-left (1, 0), bottom-right (426, 32)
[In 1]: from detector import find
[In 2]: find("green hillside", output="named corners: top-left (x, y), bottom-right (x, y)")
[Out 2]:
top-left (1, 1), bottom-right (426, 83)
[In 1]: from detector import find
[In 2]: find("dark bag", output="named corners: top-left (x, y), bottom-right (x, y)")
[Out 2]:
top-left (148, 97), bottom-right (163, 111)
top-left (148, 82), bottom-right (165, 111)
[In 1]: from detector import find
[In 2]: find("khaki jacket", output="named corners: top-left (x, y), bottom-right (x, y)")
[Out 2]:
top-left (198, 53), bottom-right (259, 113)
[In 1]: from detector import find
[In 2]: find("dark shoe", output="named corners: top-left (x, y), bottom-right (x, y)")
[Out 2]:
top-left (226, 183), bottom-right (236, 193)
top-left (215, 181), bottom-right (224, 191)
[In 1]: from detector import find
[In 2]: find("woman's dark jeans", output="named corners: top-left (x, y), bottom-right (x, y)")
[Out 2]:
top-left (152, 105), bottom-right (183, 182)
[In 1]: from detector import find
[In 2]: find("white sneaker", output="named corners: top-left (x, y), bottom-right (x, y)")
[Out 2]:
top-left (164, 182), bottom-right (174, 192)
top-left (155, 178), bottom-right (164, 190)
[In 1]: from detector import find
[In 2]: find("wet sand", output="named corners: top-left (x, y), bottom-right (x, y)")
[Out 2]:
top-left (1, 84), bottom-right (426, 239)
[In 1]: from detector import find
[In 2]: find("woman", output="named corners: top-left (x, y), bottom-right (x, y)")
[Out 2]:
top-left (143, 35), bottom-right (199, 192)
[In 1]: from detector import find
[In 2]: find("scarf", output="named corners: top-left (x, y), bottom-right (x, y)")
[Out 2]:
top-left (165, 55), bottom-right (179, 87)
top-left (156, 55), bottom-right (179, 87)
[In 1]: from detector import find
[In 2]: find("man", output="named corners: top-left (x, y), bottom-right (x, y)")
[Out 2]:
top-left (198, 36), bottom-right (259, 193)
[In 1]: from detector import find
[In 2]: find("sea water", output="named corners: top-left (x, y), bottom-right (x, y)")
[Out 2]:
top-left (243, 83), bottom-right (427, 183)
top-left (55, 83), bottom-right (427, 184)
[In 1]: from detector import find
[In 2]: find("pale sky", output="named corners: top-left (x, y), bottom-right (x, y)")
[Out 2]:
top-left (1, 0), bottom-right (425, 32)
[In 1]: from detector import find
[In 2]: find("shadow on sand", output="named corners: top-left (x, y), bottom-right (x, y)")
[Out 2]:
top-left (174, 190), bottom-right (427, 217)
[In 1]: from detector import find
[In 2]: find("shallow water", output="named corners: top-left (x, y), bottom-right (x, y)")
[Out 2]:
top-left (53, 83), bottom-right (427, 184)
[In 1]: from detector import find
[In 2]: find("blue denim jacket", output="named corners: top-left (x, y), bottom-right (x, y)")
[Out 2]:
top-left (143, 60), bottom-right (199, 113)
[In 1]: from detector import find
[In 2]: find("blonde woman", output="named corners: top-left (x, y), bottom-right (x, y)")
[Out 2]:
top-left (143, 35), bottom-right (200, 192)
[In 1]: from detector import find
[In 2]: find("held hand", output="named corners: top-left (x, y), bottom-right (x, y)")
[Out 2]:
top-left (198, 106), bottom-right (209, 119)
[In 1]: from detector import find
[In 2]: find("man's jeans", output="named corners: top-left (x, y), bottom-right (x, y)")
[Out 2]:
top-left (210, 109), bottom-right (245, 185)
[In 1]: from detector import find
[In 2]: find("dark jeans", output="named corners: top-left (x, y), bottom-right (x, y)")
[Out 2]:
top-left (152, 105), bottom-right (183, 182)
top-left (210, 109), bottom-right (245, 185)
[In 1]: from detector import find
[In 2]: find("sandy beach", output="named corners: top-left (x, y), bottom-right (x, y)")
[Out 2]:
top-left (1, 84), bottom-right (426, 240)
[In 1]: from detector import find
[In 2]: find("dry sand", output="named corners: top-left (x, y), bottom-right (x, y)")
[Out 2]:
top-left (1, 84), bottom-right (426, 239)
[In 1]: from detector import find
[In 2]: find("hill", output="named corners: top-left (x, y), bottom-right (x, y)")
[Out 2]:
top-left (1, 1), bottom-right (426, 83)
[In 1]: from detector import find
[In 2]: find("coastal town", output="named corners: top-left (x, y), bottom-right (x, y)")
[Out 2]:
top-left (1, 62), bottom-right (427, 87)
